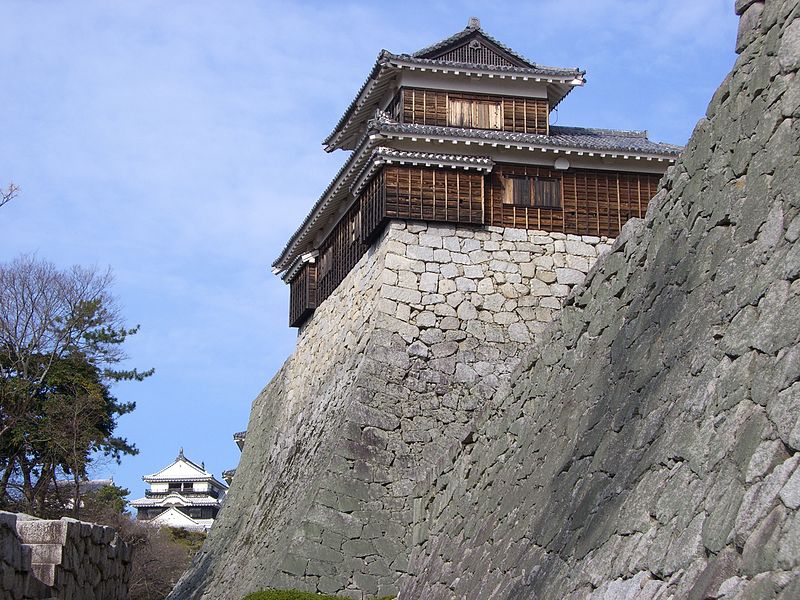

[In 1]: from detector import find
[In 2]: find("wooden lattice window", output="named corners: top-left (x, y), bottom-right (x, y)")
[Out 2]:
top-left (319, 247), bottom-right (333, 279)
top-left (448, 98), bottom-right (503, 129)
top-left (503, 176), bottom-right (562, 209)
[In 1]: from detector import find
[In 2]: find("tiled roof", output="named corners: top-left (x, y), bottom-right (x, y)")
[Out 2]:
top-left (374, 119), bottom-right (683, 157)
top-left (275, 114), bottom-right (681, 273)
top-left (395, 53), bottom-right (582, 78)
top-left (130, 493), bottom-right (223, 508)
top-left (372, 147), bottom-right (494, 167)
top-left (352, 147), bottom-right (494, 196)
top-left (413, 19), bottom-right (573, 75)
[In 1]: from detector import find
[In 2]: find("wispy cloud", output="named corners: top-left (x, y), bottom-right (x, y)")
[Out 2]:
top-left (0, 0), bottom-right (739, 494)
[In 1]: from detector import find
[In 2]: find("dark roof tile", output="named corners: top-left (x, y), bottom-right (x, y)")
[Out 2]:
top-left (375, 119), bottom-right (683, 157)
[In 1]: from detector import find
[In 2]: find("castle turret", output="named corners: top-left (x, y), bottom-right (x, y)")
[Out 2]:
top-left (130, 450), bottom-right (228, 532)
top-left (272, 17), bottom-right (680, 328)
top-left (170, 19), bottom-right (684, 600)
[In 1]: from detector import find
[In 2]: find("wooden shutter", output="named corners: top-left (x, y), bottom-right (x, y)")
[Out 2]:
top-left (515, 177), bottom-right (532, 206)
top-left (489, 102), bottom-right (503, 129)
top-left (448, 99), bottom-right (502, 129)
top-left (502, 176), bottom-right (514, 204)
top-left (448, 99), bottom-right (471, 127)
top-left (504, 176), bottom-right (532, 206)
top-left (475, 102), bottom-right (489, 128)
top-left (533, 178), bottom-right (562, 208)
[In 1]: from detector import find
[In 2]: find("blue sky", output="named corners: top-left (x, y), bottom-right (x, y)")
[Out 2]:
top-left (0, 1), bottom-right (738, 501)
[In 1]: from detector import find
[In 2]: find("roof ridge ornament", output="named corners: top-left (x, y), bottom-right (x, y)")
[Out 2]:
top-left (467, 17), bottom-right (481, 30)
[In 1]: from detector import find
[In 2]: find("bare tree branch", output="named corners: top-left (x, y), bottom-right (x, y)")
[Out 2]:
top-left (0, 255), bottom-right (150, 510)
top-left (0, 183), bottom-right (19, 209)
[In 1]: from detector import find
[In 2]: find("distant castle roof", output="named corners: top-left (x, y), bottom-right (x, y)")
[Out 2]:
top-left (142, 448), bottom-right (228, 488)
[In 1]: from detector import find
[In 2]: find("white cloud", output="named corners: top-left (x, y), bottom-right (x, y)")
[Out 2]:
top-left (0, 0), bottom-right (739, 496)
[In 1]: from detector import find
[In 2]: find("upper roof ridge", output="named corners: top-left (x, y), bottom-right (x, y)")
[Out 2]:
top-left (411, 17), bottom-right (539, 69)
top-left (550, 125), bottom-right (649, 139)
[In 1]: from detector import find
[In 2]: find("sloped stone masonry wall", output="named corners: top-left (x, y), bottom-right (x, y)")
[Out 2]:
top-left (170, 230), bottom-right (389, 599)
top-left (170, 221), bottom-right (611, 599)
top-left (0, 511), bottom-right (132, 600)
top-left (398, 1), bottom-right (800, 599)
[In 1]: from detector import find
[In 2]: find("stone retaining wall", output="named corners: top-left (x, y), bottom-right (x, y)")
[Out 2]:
top-left (397, 1), bottom-right (800, 598)
top-left (172, 2), bottom-right (800, 599)
top-left (169, 222), bottom-right (612, 599)
top-left (0, 511), bottom-right (131, 600)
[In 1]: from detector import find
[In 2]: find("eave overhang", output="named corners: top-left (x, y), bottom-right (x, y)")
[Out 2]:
top-left (142, 474), bottom-right (228, 490)
top-left (277, 142), bottom-right (494, 282)
top-left (274, 132), bottom-right (380, 278)
top-left (324, 52), bottom-right (585, 153)
top-left (276, 117), bottom-right (681, 280)
top-left (376, 122), bottom-right (683, 163)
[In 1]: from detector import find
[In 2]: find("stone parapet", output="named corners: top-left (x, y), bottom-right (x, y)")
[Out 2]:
top-left (0, 511), bottom-right (131, 600)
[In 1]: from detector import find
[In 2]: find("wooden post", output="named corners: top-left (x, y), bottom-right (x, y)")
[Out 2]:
top-left (419, 169), bottom-right (424, 219)
top-left (637, 177), bottom-right (642, 218)
top-left (480, 174), bottom-right (485, 225)
top-left (456, 172), bottom-right (461, 222)
top-left (512, 98), bottom-right (516, 131)
top-left (523, 98), bottom-right (527, 133)
top-left (444, 171), bottom-right (449, 221)
top-left (595, 177), bottom-right (600, 236)
top-left (432, 170), bottom-right (437, 220)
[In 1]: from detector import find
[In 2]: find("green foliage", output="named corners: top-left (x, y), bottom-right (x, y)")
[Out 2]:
top-left (84, 483), bottom-right (130, 515)
top-left (242, 591), bottom-right (394, 600)
top-left (0, 255), bottom-right (152, 515)
top-left (166, 526), bottom-right (206, 556)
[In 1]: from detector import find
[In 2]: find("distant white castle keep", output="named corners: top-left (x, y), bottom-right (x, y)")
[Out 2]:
top-left (130, 449), bottom-right (228, 532)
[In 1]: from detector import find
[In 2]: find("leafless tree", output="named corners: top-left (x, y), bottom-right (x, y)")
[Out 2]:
top-left (0, 183), bottom-right (19, 209)
top-left (0, 255), bottom-right (151, 511)
top-left (0, 255), bottom-right (120, 439)
top-left (77, 502), bottom-right (200, 600)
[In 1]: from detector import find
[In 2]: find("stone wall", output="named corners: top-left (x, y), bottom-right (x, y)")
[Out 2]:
top-left (0, 511), bottom-right (132, 600)
top-left (171, 3), bottom-right (800, 598)
top-left (169, 222), bottom-right (611, 599)
top-left (397, 1), bottom-right (800, 598)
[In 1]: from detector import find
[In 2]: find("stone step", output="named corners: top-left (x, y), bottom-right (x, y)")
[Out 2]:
top-left (24, 542), bottom-right (63, 564)
top-left (30, 562), bottom-right (57, 587)
top-left (15, 519), bottom-right (69, 545)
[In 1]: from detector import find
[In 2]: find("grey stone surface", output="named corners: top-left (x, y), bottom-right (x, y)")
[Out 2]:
top-left (170, 3), bottom-right (799, 599)
top-left (398, 3), bottom-right (800, 598)
top-left (168, 222), bottom-right (610, 599)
